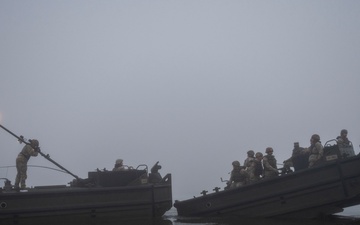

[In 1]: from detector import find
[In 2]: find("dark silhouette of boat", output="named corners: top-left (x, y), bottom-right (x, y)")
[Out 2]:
top-left (0, 124), bottom-right (172, 221)
top-left (174, 141), bottom-right (359, 218)
top-left (0, 163), bottom-right (172, 220)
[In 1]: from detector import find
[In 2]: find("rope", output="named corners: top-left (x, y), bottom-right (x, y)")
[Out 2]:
top-left (0, 165), bottom-right (68, 174)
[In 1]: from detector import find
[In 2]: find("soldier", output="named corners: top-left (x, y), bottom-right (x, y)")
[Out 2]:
top-left (149, 161), bottom-right (162, 183)
top-left (336, 129), bottom-right (355, 158)
top-left (228, 161), bottom-right (249, 188)
top-left (305, 134), bottom-right (324, 168)
top-left (283, 142), bottom-right (307, 172)
top-left (112, 159), bottom-right (126, 171)
top-left (15, 139), bottom-right (39, 189)
top-left (336, 129), bottom-right (350, 146)
top-left (249, 152), bottom-right (264, 182)
top-left (243, 150), bottom-right (255, 170)
top-left (263, 147), bottom-right (278, 179)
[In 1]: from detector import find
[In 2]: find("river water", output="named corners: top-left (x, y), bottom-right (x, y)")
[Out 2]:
top-left (164, 207), bottom-right (360, 225)
top-left (2, 206), bottom-right (359, 225)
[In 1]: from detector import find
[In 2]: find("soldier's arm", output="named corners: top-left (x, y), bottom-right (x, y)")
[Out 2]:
top-left (264, 158), bottom-right (278, 172)
top-left (315, 142), bottom-right (324, 157)
top-left (28, 146), bottom-right (39, 156)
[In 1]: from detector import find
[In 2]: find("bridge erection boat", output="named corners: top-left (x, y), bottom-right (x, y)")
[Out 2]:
top-left (0, 163), bottom-right (172, 220)
top-left (174, 141), bottom-right (359, 219)
top-left (0, 124), bottom-right (172, 221)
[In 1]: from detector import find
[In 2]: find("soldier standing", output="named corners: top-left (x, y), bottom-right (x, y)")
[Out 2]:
top-left (229, 161), bottom-right (249, 188)
top-left (243, 150), bottom-right (255, 170)
top-left (249, 152), bottom-right (264, 182)
top-left (15, 139), bottom-right (39, 189)
top-left (283, 142), bottom-right (307, 172)
top-left (306, 134), bottom-right (324, 168)
top-left (336, 129), bottom-right (350, 146)
top-left (263, 147), bottom-right (278, 179)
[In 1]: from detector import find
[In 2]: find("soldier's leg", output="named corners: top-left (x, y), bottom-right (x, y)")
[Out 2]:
top-left (15, 159), bottom-right (21, 188)
top-left (18, 162), bottom-right (28, 189)
top-left (15, 173), bottom-right (20, 188)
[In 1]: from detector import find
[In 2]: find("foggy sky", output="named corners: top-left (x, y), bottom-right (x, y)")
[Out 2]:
top-left (1, 1), bottom-right (360, 201)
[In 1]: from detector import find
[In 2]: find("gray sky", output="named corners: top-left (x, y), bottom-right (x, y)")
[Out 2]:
top-left (1, 1), bottom-right (360, 201)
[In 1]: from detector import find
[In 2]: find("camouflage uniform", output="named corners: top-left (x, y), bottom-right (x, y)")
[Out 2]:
top-left (244, 151), bottom-right (255, 177)
top-left (307, 142), bottom-right (323, 168)
top-left (249, 152), bottom-right (264, 182)
top-left (113, 159), bottom-right (126, 171)
top-left (243, 150), bottom-right (255, 169)
top-left (283, 142), bottom-right (306, 171)
top-left (336, 129), bottom-right (350, 146)
top-left (229, 161), bottom-right (249, 188)
top-left (15, 143), bottom-right (39, 188)
top-left (263, 148), bottom-right (278, 179)
top-left (306, 134), bottom-right (324, 168)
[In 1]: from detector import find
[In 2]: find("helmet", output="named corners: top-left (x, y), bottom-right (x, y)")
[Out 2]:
top-left (29, 139), bottom-right (39, 148)
top-left (232, 161), bottom-right (240, 167)
top-left (311, 134), bottom-right (320, 142)
top-left (255, 152), bottom-right (263, 158)
top-left (341, 129), bottom-right (348, 135)
top-left (115, 159), bottom-right (123, 165)
top-left (265, 147), bottom-right (273, 153)
top-left (247, 150), bottom-right (255, 156)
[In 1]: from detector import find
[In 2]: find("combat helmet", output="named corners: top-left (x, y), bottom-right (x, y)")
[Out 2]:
top-left (247, 150), bottom-right (255, 156)
top-left (29, 139), bottom-right (39, 148)
top-left (115, 159), bottom-right (123, 165)
top-left (265, 147), bottom-right (273, 153)
top-left (311, 134), bottom-right (320, 142)
top-left (340, 129), bottom-right (348, 135)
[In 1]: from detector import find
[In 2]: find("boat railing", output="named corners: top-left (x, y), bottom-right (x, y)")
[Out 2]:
top-left (135, 164), bottom-right (148, 172)
top-left (324, 139), bottom-right (355, 161)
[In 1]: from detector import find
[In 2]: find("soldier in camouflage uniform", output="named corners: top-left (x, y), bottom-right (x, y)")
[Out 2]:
top-left (336, 129), bottom-right (350, 146)
top-left (305, 134), bottom-right (324, 168)
top-left (336, 129), bottom-right (355, 158)
top-left (244, 150), bottom-right (255, 183)
top-left (263, 147), bottom-right (278, 179)
top-left (243, 150), bottom-right (255, 170)
top-left (283, 142), bottom-right (307, 172)
top-left (228, 161), bottom-right (249, 188)
top-left (15, 139), bottom-right (39, 189)
top-left (112, 159), bottom-right (126, 171)
top-left (249, 152), bottom-right (264, 182)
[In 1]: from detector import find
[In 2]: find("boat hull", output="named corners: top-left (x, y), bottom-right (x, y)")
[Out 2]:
top-left (0, 174), bottom-right (172, 220)
top-left (174, 155), bottom-right (360, 218)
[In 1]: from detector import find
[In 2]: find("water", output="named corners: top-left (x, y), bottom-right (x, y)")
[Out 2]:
top-left (165, 207), bottom-right (360, 225)
top-left (1, 207), bottom-right (359, 225)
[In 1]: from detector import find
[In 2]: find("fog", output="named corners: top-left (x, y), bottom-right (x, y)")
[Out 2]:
top-left (1, 1), bottom-right (359, 201)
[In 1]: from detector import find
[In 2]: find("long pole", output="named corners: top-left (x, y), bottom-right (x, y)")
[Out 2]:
top-left (0, 124), bottom-right (80, 180)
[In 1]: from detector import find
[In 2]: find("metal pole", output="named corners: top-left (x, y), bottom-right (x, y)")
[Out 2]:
top-left (0, 124), bottom-right (80, 180)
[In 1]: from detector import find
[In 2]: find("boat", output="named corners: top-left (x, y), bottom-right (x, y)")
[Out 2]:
top-left (174, 140), bottom-right (360, 219)
top-left (0, 162), bottom-right (172, 220)
top-left (0, 124), bottom-right (172, 221)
